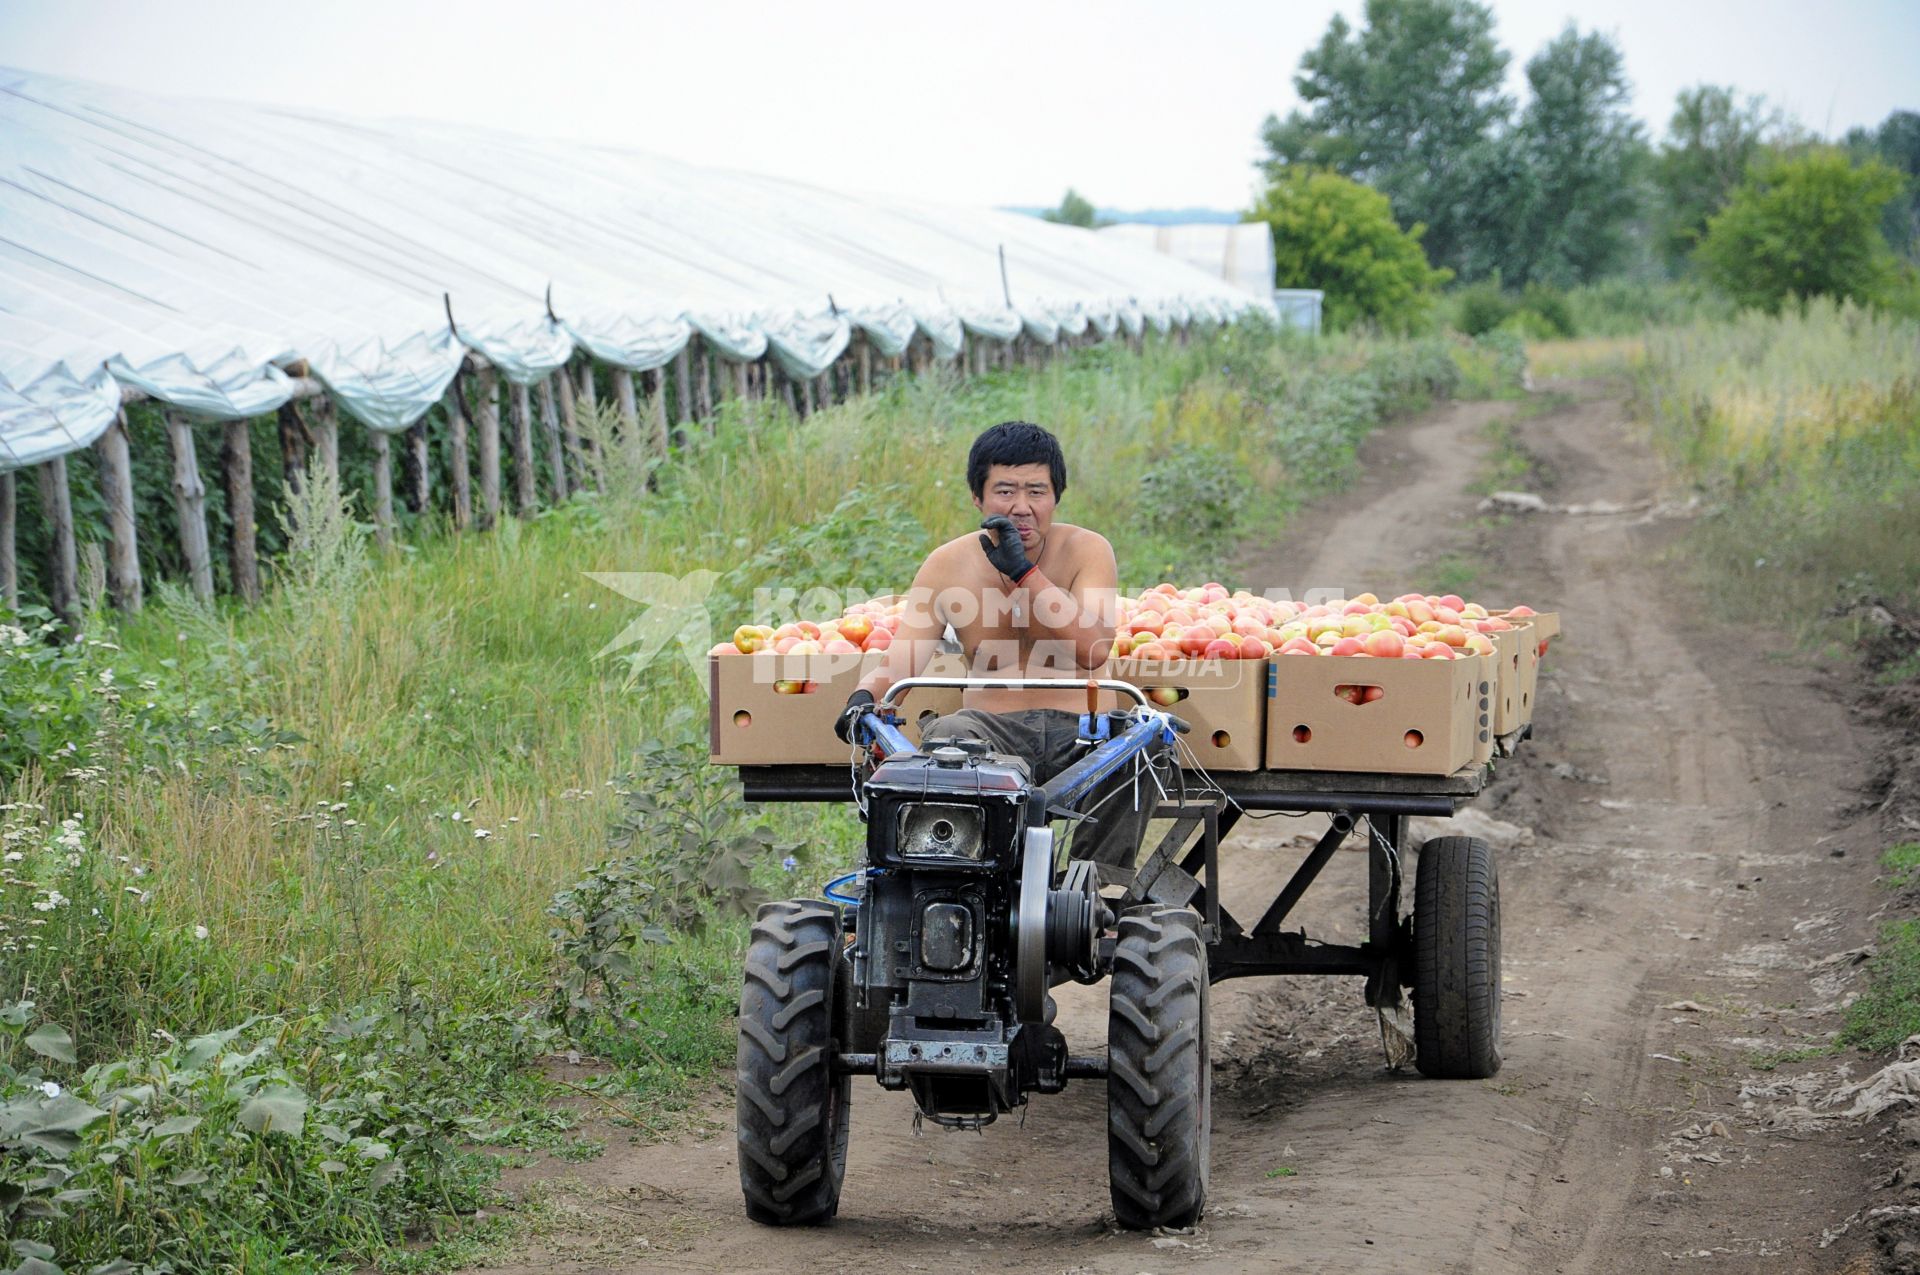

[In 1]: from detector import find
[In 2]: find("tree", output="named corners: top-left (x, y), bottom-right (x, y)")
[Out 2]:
top-left (1696, 149), bottom-right (1904, 310)
top-left (1041, 189), bottom-right (1100, 229)
top-left (1257, 0), bottom-right (1511, 276)
top-left (1249, 170), bottom-right (1451, 332)
top-left (1655, 85), bottom-right (1784, 269)
top-left (1507, 25), bottom-right (1646, 285)
top-left (1846, 110), bottom-right (1920, 259)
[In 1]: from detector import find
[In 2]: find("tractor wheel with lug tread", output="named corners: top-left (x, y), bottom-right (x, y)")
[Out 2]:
top-left (1107, 904), bottom-right (1210, 1231)
top-left (1413, 834), bottom-right (1503, 1079)
top-left (736, 899), bottom-right (852, 1226)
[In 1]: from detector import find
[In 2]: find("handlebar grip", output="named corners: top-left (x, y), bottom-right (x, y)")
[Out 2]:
top-left (1166, 713), bottom-right (1192, 735)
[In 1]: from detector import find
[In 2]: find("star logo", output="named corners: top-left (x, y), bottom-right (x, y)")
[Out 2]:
top-left (586, 570), bottom-right (723, 678)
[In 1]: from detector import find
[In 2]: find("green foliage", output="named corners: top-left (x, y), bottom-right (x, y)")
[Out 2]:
top-left (712, 482), bottom-right (930, 624)
top-left (0, 605), bottom-right (294, 789)
top-left (1845, 109), bottom-right (1920, 260)
top-left (1655, 85), bottom-right (1787, 270)
top-left (1639, 302), bottom-right (1920, 641)
top-left (0, 996), bottom-right (540, 1272)
top-left (1509, 26), bottom-right (1646, 286)
top-left (1259, 0), bottom-right (1511, 277)
top-left (1883, 842), bottom-right (1920, 891)
top-left (1041, 188), bottom-right (1101, 229)
top-left (1250, 170), bottom-right (1450, 332)
top-left (1448, 282), bottom-right (1576, 339)
top-left (1697, 149), bottom-right (1907, 311)
top-left (1138, 448), bottom-right (1245, 539)
top-left (1841, 918), bottom-right (1920, 1054)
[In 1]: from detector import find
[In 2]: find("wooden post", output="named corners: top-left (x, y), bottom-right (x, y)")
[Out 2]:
top-left (312, 396), bottom-right (340, 485)
top-left (573, 361), bottom-right (605, 489)
top-left (555, 370), bottom-right (591, 493)
top-left (801, 373), bottom-right (817, 415)
top-left (94, 412), bottom-right (142, 612)
top-left (509, 381), bottom-right (537, 515)
top-left (399, 422), bottom-right (430, 514)
top-left (672, 346), bottom-right (693, 425)
top-left (34, 457), bottom-right (79, 624)
top-left (444, 379), bottom-right (472, 530)
top-left (473, 367), bottom-right (501, 530)
top-left (538, 376), bottom-right (570, 502)
top-left (369, 431), bottom-right (395, 548)
top-left (859, 337), bottom-right (873, 396)
top-left (647, 370), bottom-right (670, 454)
top-left (613, 367), bottom-right (639, 436)
top-left (693, 338), bottom-right (713, 425)
top-left (736, 360), bottom-right (751, 404)
top-left (164, 413), bottom-right (215, 599)
top-left (276, 402), bottom-right (310, 496)
top-left (221, 418), bottom-right (260, 603)
top-left (0, 469), bottom-right (16, 613)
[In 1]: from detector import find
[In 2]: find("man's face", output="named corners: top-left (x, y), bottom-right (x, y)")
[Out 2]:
top-left (972, 462), bottom-right (1057, 552)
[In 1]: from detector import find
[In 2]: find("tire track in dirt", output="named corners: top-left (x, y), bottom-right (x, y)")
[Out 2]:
top-left (473, 391), bottom-right (1883, 1274)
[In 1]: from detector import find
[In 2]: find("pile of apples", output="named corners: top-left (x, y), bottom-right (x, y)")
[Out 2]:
top-left (709, 598), bottom-right (908, 695)
top-left (708, 597), bottom-right (907, 659)
top-left (1111, 584), bottom-right (1539, 663)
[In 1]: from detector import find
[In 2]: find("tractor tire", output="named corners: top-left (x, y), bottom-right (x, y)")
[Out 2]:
top-left (736, 899), bottom-right (851, 1226)
top-left (1107, 904), bottom-right (1210, 1231)
top-left (1412, 835), bottom-right (1503, 1079)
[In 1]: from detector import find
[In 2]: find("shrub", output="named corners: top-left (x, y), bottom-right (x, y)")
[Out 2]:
top-left (1249, 170), bottom-right (1452, 333)
top-left (1697, 148), bottom-right (1906, 311)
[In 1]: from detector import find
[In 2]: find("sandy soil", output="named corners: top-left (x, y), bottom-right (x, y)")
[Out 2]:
top-left (471, 387), bottom-right (1901, 1274)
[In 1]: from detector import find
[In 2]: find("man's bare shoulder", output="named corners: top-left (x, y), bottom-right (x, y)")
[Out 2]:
top-left (1043, 523), bottom-right (1114, 570)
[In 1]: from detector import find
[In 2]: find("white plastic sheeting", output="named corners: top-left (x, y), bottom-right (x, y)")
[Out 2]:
top-left (1099, 223), bottom-right (1278, 300)
top-left (0, 67), bottom-right (1271, 472)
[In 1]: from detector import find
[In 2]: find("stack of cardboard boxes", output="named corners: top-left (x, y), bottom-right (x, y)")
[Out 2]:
top-left (709, 608), bottom-right (1558, 777)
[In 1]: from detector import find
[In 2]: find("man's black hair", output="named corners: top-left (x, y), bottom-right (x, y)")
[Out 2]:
top-left (966, 421), bottom-right (1067, 500)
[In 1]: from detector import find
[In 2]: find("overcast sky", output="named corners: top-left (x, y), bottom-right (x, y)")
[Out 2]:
top-left (1, 0), bottom-right (1913, 211)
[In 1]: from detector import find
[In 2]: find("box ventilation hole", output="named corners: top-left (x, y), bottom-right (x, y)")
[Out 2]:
top-left (1403, 729), bottom-right (1425, 749)
top-left (733, 709), bottom-right (752, 728)
top-left (1292, 725), bottom-right (1312, 743)
top-left (1211, 730), bottom-right (1232, 749)
top-left (1333, 683), bottom-right (1385, 706)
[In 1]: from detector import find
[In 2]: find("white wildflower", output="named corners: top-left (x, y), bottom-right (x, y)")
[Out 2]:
top-left (473, 827), bottom-right (492, 839)
top-left (193, 924), bottom-right (209, 940)
top-left (39, 1081), bottom-right (60, 1098)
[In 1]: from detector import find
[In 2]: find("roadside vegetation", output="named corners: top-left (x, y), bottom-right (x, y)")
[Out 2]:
top-left (1633, 300), bottom-right (1920, 652)
top-left (0, 323), bottom-right (1507, 1272)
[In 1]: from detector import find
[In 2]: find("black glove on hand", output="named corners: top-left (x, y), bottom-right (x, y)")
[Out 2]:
top-left (978, 515), bottom-right (1036, 584)
top-left (834, 689), bottom-right (876, 744)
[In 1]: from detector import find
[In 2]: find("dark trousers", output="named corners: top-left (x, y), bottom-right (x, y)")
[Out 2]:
top-left (918, 708), bottom-right (1153, 879)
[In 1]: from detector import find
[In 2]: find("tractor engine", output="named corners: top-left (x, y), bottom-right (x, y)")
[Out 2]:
top-left (849, 740), bottom-right (1103, 1128)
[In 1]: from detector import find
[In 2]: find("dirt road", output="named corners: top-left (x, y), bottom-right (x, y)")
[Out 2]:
top-left (478, 387), bottom-right (1894, 1273)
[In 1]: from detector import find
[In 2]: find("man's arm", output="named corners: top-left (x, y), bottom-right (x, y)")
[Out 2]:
top-left (1018, 533), bottom-right (1118, 671)
top-left (854, 552), bottom-right (951, 701)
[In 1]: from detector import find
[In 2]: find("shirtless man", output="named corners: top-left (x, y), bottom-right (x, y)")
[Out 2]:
top-left (834, 420), bottom-right (1151, 873)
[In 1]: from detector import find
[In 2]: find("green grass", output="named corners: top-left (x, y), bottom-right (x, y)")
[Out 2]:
top-left (1840, 917), bottom-right (1920, 1054)
top-left (1885, 842), bottom-right (1920, 890)
top-left (1636, 300), bottom-right (1920, 650)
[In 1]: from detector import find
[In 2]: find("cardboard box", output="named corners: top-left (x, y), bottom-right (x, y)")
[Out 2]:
top-left (1491, 611), bottom-right (1561, 733)
top-left (1487, 625), bottom-right (1531, 737)
top-left (1105, 656), bottom-right (1268, 771)
top-left (1264, 652), bottom-right (1492, 776)
top-left (709, 652), bottom-right (965, 765)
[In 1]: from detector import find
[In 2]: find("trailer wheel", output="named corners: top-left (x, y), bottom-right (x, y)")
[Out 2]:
top-left (1107, 905), bottom-right (1210, 1230)
top-left (737, 899), bottom-right (851, 1226)
top-left (1412, 835), bottom-right (1503, 1079)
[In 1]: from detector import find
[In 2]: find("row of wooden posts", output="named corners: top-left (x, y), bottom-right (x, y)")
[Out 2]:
top-left (0, 323), bottom-right (1159, 624)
